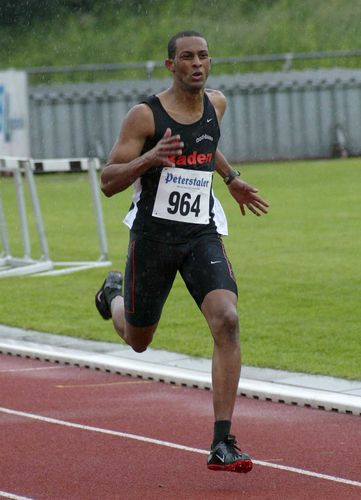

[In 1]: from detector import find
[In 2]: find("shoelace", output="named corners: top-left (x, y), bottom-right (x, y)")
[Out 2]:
top-left (224, 435), bottom-right (243, 454)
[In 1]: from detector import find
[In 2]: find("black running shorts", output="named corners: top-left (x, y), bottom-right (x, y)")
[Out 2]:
top-left (124, 232), bottom-right (238, 327)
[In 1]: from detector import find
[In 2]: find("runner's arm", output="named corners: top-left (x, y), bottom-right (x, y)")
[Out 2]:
top-left (101, 104), bottom-right (183, 197)
top-left (215, 150), bottom-right (269, 216)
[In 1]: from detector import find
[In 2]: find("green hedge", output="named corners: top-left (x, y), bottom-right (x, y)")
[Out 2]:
top-left (1, 0), bottom-right (361, 78)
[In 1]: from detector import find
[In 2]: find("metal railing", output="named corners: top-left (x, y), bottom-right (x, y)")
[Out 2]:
top-left (24, 49), bottom-right (361, 79)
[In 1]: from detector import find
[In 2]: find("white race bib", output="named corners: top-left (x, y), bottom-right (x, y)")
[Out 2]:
top-left (152, 167), bottom-right (213, 224)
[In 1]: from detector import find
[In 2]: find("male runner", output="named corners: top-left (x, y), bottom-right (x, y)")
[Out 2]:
top-left (95, 30), bottom-right (269, 473)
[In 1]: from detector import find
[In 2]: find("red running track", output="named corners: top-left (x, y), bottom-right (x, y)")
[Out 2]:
top-left (0, 354), bottom-right (360, 500)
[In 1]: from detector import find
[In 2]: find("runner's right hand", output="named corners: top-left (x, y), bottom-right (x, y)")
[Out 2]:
top-left (147, 128), bottom-right (183, 167)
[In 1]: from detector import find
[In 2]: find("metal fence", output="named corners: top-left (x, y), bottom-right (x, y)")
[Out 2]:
top-left (29, 68), bottom-right (361, 162)
top-left (25, 49), bottom-right (361, 78)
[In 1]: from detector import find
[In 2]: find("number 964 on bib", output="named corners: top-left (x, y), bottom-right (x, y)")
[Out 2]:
top-left (152, 167), bottom-right (213, 224)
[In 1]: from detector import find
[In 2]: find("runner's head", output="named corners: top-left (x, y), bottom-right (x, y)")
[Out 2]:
top-left (166, 31), bottom-right (211, 90)
top-left (167, 31), bottom-right (208, 59)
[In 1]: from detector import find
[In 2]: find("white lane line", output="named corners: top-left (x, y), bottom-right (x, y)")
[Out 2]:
top-left (0, 366), bottom-right (66, 373)
top-left (55, 380), bottom-right (153, 389)
top-left (0, 491), bottom-right (34, 500)
top-left (1, 406), bottom-right (360, 488)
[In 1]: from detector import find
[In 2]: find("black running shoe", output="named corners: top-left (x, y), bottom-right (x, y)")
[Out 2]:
top-left (207, 435), bottom-right (253, 473)
top-left (95, 271), bottom-right (123, 320)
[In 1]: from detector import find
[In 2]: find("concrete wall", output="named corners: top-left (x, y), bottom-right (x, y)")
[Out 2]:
top-left (29, 68), bottom-right (361, 162)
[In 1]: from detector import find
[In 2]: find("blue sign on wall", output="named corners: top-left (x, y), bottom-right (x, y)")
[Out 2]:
top-left (0, 70), bottom-right (29, 155)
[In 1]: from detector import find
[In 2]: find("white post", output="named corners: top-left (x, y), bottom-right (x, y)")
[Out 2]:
top-left (0, 157), bottom-right (53, 277)
top-left (1, 156), bottom-right (111, 277)
top-left (88, 158), bottom-right (109, 261)
top-left (0, 191), bottom-right (11, 262)
top-left (23, 159), bottom-right (50, 261)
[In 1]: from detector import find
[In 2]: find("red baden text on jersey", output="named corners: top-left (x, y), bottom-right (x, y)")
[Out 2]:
top-left (168, 151), bottom-right (213, 166)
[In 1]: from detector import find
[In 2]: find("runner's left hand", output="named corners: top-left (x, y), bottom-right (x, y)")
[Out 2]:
top-left (228, 178), bottom-right (269, 216)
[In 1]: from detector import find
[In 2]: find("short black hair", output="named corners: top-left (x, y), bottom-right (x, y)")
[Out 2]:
top-left (167, 30), bottom-right (208, 59)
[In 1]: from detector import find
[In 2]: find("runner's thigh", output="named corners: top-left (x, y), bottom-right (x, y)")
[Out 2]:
top-left (180, 235), bottom-right (238, 308)
top-left (124, 236), bottom-right (179, 327)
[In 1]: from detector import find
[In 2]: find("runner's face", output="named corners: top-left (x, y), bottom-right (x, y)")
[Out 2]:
top-left (171, 37), bottom-right (211, 90)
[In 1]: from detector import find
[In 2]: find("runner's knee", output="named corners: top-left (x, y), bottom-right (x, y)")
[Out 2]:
top-left (210, 306), bottom-right (239, 345)
top-left (132, 344), bottom-right (148, 353)
top-left (125, 334), bottom-right (153, 353)
top-left (124, 324), bottom-right (156, 353)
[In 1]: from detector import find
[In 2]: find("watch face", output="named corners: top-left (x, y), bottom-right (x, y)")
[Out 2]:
top-left (224, 169), bottom-right (240, 184)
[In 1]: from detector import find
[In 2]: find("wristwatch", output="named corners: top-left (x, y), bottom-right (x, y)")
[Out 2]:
top-left (223, 169), bottom-right (240, 185)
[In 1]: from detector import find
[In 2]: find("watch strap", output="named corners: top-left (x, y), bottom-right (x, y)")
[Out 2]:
top-left (223, 169), bottom-right (240, 185)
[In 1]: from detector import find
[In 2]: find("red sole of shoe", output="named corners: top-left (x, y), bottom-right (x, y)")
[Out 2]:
top-left (207, 459), bottom-right (253, 473)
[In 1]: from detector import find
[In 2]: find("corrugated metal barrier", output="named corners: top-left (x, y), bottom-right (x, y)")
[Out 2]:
top-left (29, 68), bottom-right (361, 162)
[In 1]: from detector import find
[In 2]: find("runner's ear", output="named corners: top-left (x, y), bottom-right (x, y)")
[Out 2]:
top-left (165, 58), bottom-right (175, 73)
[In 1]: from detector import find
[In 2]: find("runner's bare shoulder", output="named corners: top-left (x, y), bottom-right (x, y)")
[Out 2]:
top-left (205, 89), bottom-right (227, 120)
top-left (121, 103), bottom-right (155, 140)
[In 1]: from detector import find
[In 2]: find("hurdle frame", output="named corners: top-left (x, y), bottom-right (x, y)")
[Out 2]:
top-left (0, 156), bottom-right (112, 277)
top-left (0, 156), bottom-right (53, 277)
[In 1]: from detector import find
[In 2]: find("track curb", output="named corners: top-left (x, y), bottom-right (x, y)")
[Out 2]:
top-left (1, 339), bottom-right (360, 416)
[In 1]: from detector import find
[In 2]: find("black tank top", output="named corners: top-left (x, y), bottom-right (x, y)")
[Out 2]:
top-left (124, 92), bottom-right (221, 243)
